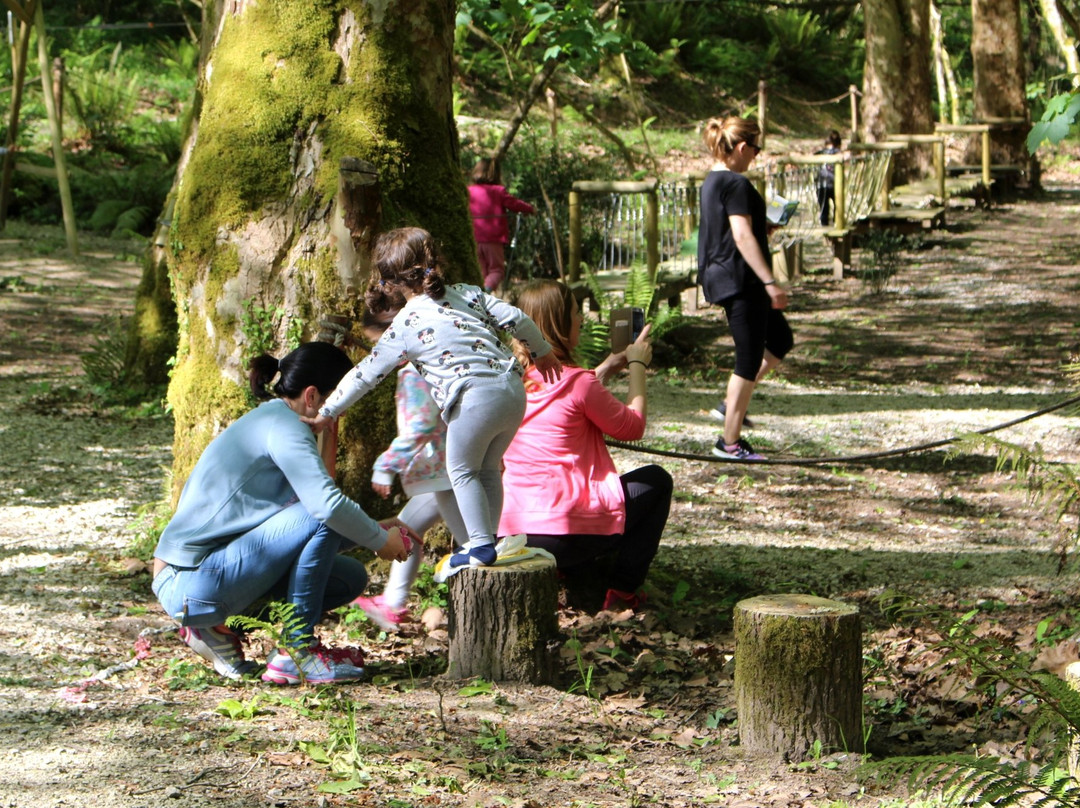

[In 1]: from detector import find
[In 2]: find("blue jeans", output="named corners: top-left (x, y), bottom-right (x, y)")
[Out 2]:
top-left (152, 502), bottom-right (368, 643)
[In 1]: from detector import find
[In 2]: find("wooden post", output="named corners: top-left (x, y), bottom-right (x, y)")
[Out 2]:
top-left (981, 128), bottom-right (991, 188)
top-left (933, 138), bottom-right (946, 203)
top-left (34, 1), bottom-right (77, 255)
top-left (446, 557), bottom-right (559, 684)
top-left (833, 160), bottom-right (846, 231)
top-left (757, 79), bottom-right (768, 149)
top-left (734, 594), bottom-right (863, 761)
top-left (848, 84), bottom-right (859, 143)
top-left (568, 188), bottom-right (581, 283)
top-left (683, 175), bottom-right (697, 238)
top-left (645, 186), bottom-right (659, 285)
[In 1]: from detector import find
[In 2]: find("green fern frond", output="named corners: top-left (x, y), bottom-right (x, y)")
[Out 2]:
top-left (623, 266), bottom-right (656, 311)
top-left (574, 317), bottom-right (609, 370)
top-left (227, 600), bottom-right (313, 682)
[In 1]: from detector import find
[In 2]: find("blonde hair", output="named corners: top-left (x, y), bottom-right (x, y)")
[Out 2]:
top-left (703, 116), bottom-right (761, 160)
top-left (511, 280), bottom-right (577, 367)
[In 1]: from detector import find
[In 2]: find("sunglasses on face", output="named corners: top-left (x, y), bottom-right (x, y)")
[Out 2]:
top-left (746, 141), bottom-right (762, 155)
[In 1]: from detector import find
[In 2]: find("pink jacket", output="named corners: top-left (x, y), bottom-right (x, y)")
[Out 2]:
top-left (468, 183), bottom-right (536, 244)
top-left (498, 366), bottom-right (646, 536)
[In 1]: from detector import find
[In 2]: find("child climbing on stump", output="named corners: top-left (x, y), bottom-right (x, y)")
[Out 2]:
top-left (307, 227), bottom-right (561, 572)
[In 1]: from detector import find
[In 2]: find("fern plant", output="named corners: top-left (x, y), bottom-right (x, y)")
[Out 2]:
top-left (227, 601), bottom-right (312, 684)
top-left (580, 262), bottom-right (687, 360)
top-left (864, 596), bottom-right (1080, 806)
top-left (948, 431), bottom-right (1080, 569)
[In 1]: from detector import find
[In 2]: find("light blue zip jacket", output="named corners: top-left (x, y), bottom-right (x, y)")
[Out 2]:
top-left (154, 399), bottom-right (387, 567)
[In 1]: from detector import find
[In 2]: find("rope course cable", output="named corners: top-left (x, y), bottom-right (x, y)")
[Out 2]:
top-left (771, 88), bottom-right (856, 107)
top-left (606, 392), bottom-right (1080, 467)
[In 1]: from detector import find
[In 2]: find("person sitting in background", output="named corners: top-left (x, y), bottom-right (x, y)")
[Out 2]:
top-left (498, 280), bottom-right (672, 611)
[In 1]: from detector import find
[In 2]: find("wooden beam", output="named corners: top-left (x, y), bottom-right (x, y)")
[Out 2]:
top-left (35, 0), bottom-right (78, 255)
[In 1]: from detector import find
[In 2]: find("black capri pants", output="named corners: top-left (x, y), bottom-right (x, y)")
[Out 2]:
top-left (722, 286), bottom-right (794, 381)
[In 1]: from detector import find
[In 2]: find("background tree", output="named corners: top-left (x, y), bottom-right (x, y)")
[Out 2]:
top-left (132, 0), bottom-right (474, 505)
top-left (862, 0), bottom-right (936, 180)
top-left (971, 0), bottom-right (1032, 170)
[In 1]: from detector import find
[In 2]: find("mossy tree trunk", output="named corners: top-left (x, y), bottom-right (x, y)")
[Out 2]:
top-left (128, 0), bottom-right (478, 506)
top-left (734, 594), bottom-right (863, 761)
top-left (862, 0), bottom-right (935, 182)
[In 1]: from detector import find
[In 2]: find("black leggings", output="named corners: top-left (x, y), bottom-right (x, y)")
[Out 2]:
top-left (723, 288), bottom-right (794, 380)
top-left (525, 464), bottom-right (673, 592)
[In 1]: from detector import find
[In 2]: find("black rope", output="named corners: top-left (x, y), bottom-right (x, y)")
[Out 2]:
top-left (606, 392), bottom-right (1080, 467)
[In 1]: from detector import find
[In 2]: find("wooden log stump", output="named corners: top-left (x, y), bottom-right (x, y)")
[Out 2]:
top-left (734, 594), bottom-right (862, 760)
top-left (446, 556), bottom-right (559, 684)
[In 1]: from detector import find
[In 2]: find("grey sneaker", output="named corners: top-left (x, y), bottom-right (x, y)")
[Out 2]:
top-left (261, 644), bottom-right (365, 685)
top-left (178, 625), bottom-right (259, 680)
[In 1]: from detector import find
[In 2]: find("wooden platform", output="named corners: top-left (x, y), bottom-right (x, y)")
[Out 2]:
top-left (569, 266), bottom-right (697, 309)
top-left (865, 206), bottom-right (946, 233)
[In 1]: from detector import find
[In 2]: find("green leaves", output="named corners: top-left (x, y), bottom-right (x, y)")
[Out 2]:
top-left (1027, 90), bottom-right (1080, 153)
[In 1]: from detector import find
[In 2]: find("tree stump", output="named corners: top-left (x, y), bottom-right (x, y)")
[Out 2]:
top-left (446, 556), bottom-right (559, 684)
top-left (734, 594), bottom-right (862, 760)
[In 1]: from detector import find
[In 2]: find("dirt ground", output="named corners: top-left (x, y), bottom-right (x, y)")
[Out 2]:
top-left (1, 179), bottom-right (1079, 808)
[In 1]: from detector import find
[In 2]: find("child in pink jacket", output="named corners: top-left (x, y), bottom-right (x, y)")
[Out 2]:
top-left (468, 158), bottom-right (536, 292)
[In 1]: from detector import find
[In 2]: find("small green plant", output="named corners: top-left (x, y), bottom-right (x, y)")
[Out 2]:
top-left (475, 720), bottom-right (511, 751)
top-left (164, 658), bottom-right (215, 691)
top-left (126, 500), bottom-right (172, 561)
top-left (216, 695), bottom-right (269, 720)
top-left (239, 301), bottom-right (286, 360)
top-left (227, 601), bottom-right (312, 683)
top-left (858, 230), bottom-right (909, 295)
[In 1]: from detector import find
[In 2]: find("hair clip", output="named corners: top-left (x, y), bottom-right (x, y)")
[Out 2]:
top-left (424, 267), bottom-right (434, 277)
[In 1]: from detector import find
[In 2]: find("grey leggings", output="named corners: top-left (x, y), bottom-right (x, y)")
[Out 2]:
top-left (444, 372), bottom-right (526, 547)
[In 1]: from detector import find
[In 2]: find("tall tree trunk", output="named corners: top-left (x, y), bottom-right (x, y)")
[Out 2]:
top-left (1038, 0), bottom-right (1080, 83)
top-left (971, 0), bottom-right (1032, 169)
top-left (862, 0), bottom-right (936, 181)
top-left (132, 0), bottom-right (474, 505)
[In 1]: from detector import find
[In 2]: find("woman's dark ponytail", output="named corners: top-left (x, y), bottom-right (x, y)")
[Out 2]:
top-left (248, 343), bottom-right (355, 400)
top-left (249, 354), bottom-right (281, 400)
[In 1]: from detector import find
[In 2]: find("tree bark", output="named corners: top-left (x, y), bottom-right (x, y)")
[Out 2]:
top-left (862, 0), bottom-right (936, 181)
top-left (127, 0), bottom-right (476, 504)
top-left (971, 0), bottom-right (1031, 168)
top-left (446, 557), bottom-right (560, 684)
top-left (734, 594), bottom-right (863, 761)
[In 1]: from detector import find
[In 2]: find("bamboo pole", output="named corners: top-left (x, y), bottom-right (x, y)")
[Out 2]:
top-left (645, 187), bottom-right (659, 284)
top-left (35, 0), bottom-right (77, 255)
top-left (758, 80), bottom-right (768, 150)
top-left (568, 189), bottom-right (581, 283)
top-left (834, 161), bottom-right (846, 230)
top-left (849, 84), bottom-right (859, 143)
top-left (0, 9), bottom-right (32, 228)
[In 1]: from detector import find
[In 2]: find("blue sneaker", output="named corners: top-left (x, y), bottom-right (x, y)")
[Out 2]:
top-left (448, 543), bottom-right (497, 569)
top-left (712, 438), bottom-right (765, 461)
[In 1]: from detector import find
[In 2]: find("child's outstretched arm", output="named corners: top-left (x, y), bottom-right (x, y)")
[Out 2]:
top-left (533, 349), bottom-right (563, 382)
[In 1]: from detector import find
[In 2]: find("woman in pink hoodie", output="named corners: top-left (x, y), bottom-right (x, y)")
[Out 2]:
top-left (498, 280), bottom-right (672, 611)
top-left (468, 158), bottom-right (536, 292)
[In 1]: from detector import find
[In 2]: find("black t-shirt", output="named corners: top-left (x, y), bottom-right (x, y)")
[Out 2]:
top-left (696, 169), bottom-right (770, 304)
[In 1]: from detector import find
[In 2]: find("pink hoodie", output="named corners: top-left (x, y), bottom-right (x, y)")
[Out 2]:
top-left (469, 184), bottom-right (536, 244)
top-left (499, 366), bottom-right (645, 536)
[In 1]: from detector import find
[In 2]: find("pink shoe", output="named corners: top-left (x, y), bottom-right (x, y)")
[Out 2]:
top-left (353, 594), bottom-right (408, 633)
top-left (602, 588), bottom-right (646, 612)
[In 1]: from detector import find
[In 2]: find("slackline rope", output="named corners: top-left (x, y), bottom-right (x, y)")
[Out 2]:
top-left (606, 392), bottom-right (1080, 467)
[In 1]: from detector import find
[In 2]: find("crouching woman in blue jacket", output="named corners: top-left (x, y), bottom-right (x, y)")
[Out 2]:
top-left (152, 342), bottom-right (410, 685)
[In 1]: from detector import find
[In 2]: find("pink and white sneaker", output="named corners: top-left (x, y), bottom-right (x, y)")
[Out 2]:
top-left (352, 594), bottom-right (408, 633)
